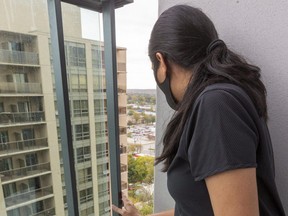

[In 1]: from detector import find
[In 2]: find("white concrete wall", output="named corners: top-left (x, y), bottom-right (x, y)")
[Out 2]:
top-left (155, 0), bottom-right (288, 213)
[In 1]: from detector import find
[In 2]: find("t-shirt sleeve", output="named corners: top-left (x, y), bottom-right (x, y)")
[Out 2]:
top-left (187, 90), bottom-right (258, 181)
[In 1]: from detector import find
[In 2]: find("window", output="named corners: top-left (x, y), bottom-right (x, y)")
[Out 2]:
top-left (2, 183), bottom-right (17, 198)
top-left (97, 163), bottom-right (109, 178)
top-left (28, 177), bottom-right (41, 190)
top-left (94, 99), bottom-right (106, 115)
top-left (22, 128), bottom-right (35, 147)
top-left (65, 42), bottom-right (86, 68)
top-left (76, 146), bottom-right (91, 163)
top-left (70, 74), bottom-right (87, 92)
top-left (92, 46), bottom-right (103, 69)
top-left (78, 167), bottom-right (92, 184)
top-left (73, 100), bottom-right (88, 117)
top-left (98, 182), bottom-right (109, 197)
top-left (0, 102), bottom-right (4, 112)
top-left (80, 206), bottom-right (94, 216)
top-left (0, 157), bottom-right (13, 172)
top-left (1, 41), bottom-right (24, 51)
top-left (25, 153), bottom-right (38, 167)
top-left (99, 200), bottom-right (110, 215)
top-left (95, 122), bottom-right (107, 137)
top-left (75, 124), bottom-right (90, 141)
top-left (79, 187), bottom-right (93, 204)
top-left (93, 74), bottom-right (105, 92)
top-left (96, 143), bottom-right (109, 159)
top-left (0, 131), bottom-right (9, 151)
top-left (31, 201), bottom-right (44, 214)
top-left (12, 73), bottom-right (28, 83)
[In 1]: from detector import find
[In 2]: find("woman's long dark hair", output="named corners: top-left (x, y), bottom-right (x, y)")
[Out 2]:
top-left (148, 5), bottom-right (267, 172)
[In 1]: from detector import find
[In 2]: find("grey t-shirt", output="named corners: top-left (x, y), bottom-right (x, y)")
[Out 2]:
top-left (167, 83), bottom-right (286, 216)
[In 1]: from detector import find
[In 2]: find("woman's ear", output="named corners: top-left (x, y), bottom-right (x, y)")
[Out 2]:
top-left (155, 52), bottom-right (167, 83)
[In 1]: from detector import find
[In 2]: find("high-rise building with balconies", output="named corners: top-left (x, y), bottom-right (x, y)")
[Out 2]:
top-left (0, 1), bottom-right (128, 216)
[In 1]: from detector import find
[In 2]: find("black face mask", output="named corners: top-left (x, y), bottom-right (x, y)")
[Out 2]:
top-left (154, 70), bottom-right (178, 110)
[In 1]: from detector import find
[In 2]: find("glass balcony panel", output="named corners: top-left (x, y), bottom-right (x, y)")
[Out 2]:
top-left (31, 207), bottom-right (55, 216)
top-left (0, 162), bottom-right (51, 182)
top-left (0, 112), bottom-right (45, 125)
top-left (0, 82), bottom-right (42, 94)
top-left (0, 49), bottom-right (39, 65)
top-left (0, 137), bottom-right (48, 155)
top-left (4, 185), bottom-right (53, 207)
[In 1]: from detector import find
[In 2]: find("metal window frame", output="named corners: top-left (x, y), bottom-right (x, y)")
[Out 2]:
top-left (47, 0), bottom-right (133, 215)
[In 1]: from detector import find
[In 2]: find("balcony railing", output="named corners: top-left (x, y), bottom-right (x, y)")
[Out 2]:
top-left (0, 82), bottom-right (42, 94)
top-left (78, 174), bottom-right (92, 185)
top-left (0, 49), bottom-right (39, 65)
top-left (98, 189), bottom-right (110, 198)
top-left (77, 154), bottom-right (91, 163)
top-left (79, 194), bottom-right (93, 204)
top-left (0, 137), bottom-right (48, 155)
top-left (0, 162), bottom-right (51, 182)
top-left (0, 111), bottom-right (45, 125)
top-left (96, 150), bottom-right (109, 159)
top-left (4, 185), bottom-right (53, 207)
top-left (31, 208), bottom-right (56, 216)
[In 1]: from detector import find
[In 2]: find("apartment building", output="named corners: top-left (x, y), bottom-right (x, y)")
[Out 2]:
top-left (0, 1), bottom-right (127, 215)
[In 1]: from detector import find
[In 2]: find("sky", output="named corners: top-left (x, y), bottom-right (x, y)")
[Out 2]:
top-left (81, 0), bottom-right (158, 89)
top-left (115, 0), bottom-right (158, 89)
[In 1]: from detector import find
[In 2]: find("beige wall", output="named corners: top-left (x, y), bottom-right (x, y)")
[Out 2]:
top-left (0, 0), bottom-right (81, 38)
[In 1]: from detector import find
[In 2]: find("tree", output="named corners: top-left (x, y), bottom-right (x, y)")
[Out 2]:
top-left (128, 155), bottom-right (154, 184)
top-left (149, 115), bottom-right (155, 123)
top-left (142, 114), bottom-right (150, 124)
top-left (128, 110), bottom-right (134, 116)
top-left (133, 112), bottom-right (141, 123)
top-left (140, 204), bottom-right (153, 216)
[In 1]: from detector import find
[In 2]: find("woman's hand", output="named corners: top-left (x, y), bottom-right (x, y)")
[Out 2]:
top-left (112, 195), bottom-right (141, 216)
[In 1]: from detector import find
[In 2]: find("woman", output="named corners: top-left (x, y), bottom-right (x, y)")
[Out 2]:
top-left (113, 5), bottom-right (286, 216)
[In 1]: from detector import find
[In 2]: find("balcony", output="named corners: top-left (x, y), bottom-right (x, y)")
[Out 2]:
top-left (120, 145), bottom-right (127, 154)
top-left (0, 137), bottom-right (48, 156)
top-left (31, 208), bottom-right (55, 216)
top-left (4, 185), bottom-right (53, 207)
top-left (119, 107), bottom-right (126, 115)
top-left (119, 126), bottom-right (127, 135)
top-left (118, 87), bottom-right (126, 94)
top-left (121, 164), bottom-right (127, 172)
top-left (0, 82), bottom-right (42, 94)
top-left (0, 162), bottom-right (51, 182)
top-left (0, 49), bottom-right (39, 65)
top-left (0, 111), bottom-right (45, 125)
top-left (94, 108), bottom-right (107, 116)
top-left (96, 150), bottom-right (109, 159)
top-left (78, 174), bottom-right (92, 185)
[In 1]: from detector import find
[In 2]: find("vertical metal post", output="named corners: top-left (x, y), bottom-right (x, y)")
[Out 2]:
top-left (102, 0), bottom-right (122, 214)
top-left (47, 0), bottom-right (79, 215)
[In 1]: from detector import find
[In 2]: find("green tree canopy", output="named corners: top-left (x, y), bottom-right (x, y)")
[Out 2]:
top-left (128, 155), bottom-right (154, 184)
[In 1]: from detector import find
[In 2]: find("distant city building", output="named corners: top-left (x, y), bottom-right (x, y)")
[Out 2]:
top-left (0, 1), bottom-right (127, 215)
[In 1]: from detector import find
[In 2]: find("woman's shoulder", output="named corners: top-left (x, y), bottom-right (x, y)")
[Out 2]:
top-left (199, 83), bottom-right (248, 99)
top-left (195, 83), bottom-right (253, 108)
top-left (191, 82), bottom-right (259, 120)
